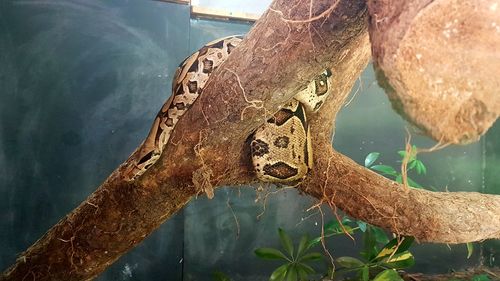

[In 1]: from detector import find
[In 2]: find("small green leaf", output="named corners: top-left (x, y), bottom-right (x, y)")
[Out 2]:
top-left (324, 220), bottom-right (342, 233)
top-left (336, 256), bottom-right (365, 268)
top-left (365, 152), bottom-right (380, 167)
top-left (371, 165), bottom-right (398, 176)
top-left (285, 265), bottom-right (297, 281)
top-left (298, 252), bottom-right (323, 262)
top-left (397, 151), bottom-right (406, 158)
top-left (342, 216), bottom-right (353, 224)
top-left (308, 237), bottom-right (321, 247)
top-left (466, 242), bottom-right (474, 259)
top-left (255, 248), bottom-right (289, 261)
top-left (357, 221), bottom-right (367, 232)
top-left (212, 271), bottom-right (231, 281)
top-left (361, 227), bottom-right (379, 260)
top-left (322, 219), bottom-right (354, 236)
top-left (296, 234), bottom-right (310, 258)
top-left (297, 263), bottom-right (315, 274)
top-left (415, 160), bottom-right (427, 175)
top-left (361, 266), bottom-right (369, 281)
top-left (408, 160), bottom-right (417, 170)
top-left (296, 265), bottom-right (308, 280)
top-left (270, 264), bottom-right (288, 281)
top-left (278, 228), bottom-right (294, 258)
top-left (373, 269), bottom-right (404, 281)
top-left (407, 177), bottom-right (422, 188)
top-left (382, 251), bottom-right (415, 269)
top-left (472, 274), bottom-right (491, 281)
top-left (372, 227), bottom-right (390, 245)
top-left (375, 236), bottom-right (414, 261)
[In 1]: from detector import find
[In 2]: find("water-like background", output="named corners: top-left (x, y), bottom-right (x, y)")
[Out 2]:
top-left (0, 1), bottom-right (498, 280)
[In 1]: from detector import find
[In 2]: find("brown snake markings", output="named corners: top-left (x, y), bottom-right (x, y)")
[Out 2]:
top-left (122, 35), bottom-right (333, 184)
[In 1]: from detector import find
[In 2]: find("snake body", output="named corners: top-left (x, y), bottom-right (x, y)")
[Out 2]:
top-left (123, 35), bottom-right (332, 184)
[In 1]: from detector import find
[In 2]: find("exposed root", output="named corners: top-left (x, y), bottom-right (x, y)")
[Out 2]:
top-left (193, 130), bottom-right (215, 199)
top-left (225, 68), bottom-right (265, 121)
top-left (317, 205), bottom-right (336, 277)
top-left (400, 128), bottom-right (450, 191)
top-left (226, 194), bottom-right (240, 238)
top-left (269, 1), bottom-right (339, 24)
top-left (401, 128), bottom-right (413, 190)
top-left (255, 183), bottom-right (295, 220)
top-left (343, 77), bottom-right (363, 108)
top-left (57, 237), bottom-right (76, 270)
top-left (295, 208), bottom-right (320, 227)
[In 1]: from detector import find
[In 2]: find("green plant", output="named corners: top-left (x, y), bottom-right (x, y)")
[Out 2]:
top-left (471, 274), bottom-right (492, 281)
top-left (254, 147), bottom-right (479, 281)
top-left (255, 228), bottom-right (323, 281)
top-left (365, 150), bottom-right (475, 260)
top-left (364, 147), bottom-right (426, 189)
top-left (335, 236), bottom-right (415, 280)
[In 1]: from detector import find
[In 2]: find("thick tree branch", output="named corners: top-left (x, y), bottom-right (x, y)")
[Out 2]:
top-left (2, 0), bottom-right (499, 280)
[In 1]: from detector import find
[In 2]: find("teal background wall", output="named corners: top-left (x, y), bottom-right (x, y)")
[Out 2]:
top-left (0, 1), bottom-right (497, 280)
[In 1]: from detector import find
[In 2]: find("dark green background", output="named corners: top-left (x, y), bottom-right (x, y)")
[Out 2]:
top-left (0, 1), bottom-right (498, 280)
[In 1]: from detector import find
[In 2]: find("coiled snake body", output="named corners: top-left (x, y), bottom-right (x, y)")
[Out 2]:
top-left (123, 35), bottom-right (332, 184)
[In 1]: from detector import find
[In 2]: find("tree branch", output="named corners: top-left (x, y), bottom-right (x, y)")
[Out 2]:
top-left (2, 0), bottom-right (499, 280)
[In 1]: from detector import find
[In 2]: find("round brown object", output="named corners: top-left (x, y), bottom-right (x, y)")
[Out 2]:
top-left (368, 0), bottom-right (500, 144)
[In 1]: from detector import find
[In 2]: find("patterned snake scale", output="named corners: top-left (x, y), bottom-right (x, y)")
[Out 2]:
top-left (122, 35), bottom-right (333, 184)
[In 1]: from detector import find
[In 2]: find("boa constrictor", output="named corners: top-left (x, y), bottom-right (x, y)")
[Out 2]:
top-left (122, 35), bottom-right (332, 184)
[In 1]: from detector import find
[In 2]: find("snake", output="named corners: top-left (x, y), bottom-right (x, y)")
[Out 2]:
top-left (122, 35), bottom-right (332, 184)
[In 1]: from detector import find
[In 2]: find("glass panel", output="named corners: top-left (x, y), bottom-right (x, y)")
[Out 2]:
top-left (0, 1), bottom-right (190, 280)
top-left (483, 121), bottom-right (500, 267)
top-left (1, 1), bottom-right (496, 280)
top-left (191, 0), bottom-right (272, 16)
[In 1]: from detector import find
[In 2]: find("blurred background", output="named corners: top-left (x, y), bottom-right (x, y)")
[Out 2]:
top-left (0, 0), bottom-right (498, 280)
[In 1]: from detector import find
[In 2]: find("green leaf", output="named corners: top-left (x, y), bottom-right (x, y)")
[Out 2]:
top-left (415, 160), bottom-right (427, 175)
top-left (467, 242), bottom-right (474, 259)
top-left (322, 219), bottom-right (354, 236)
top-left (212, 271), bottom-right (231, 281)
top-left (324, 220), bottom-right (342, 233)
top-left (407, 177), bottom-right (423, 188)
top-left (336, 256), bottom-right (365, 268)
top-left (361, 266), bottom-right (369, 281)
top-left (397, 151), bottom-right (406, 158)
top-left (373, 269), bottom-right (404, 281)
top-left (372, 227), bottom-right (390, 245)
top-left (298, 252), bottom-right (323, 262)
top-left (296, 234), bottom-right (310, 258)
top-left (357, 221), bottom-right (367, 232)
top-left (342, 216), bottom-right (353, 224)
top-left (296, 265), bottom-right (309, 280)
top-left (297, 263), bottom-right (315, 274)
top-left (255, 248), bottom-right (289, 261)
top-left (472, 274), bottom-right (491, 281)
top-left (278, 228), bottom-right (294, 258)
top-left (407, 160), bottom-right (417, 170)
top-left (371, 165), bottom-right (398, 176)
top-left (382, 251), bottom-right (415, 269)
top-left (375, 237), bottom-right (415, 261)
top-left (361, 227), bottom-right (379, 260)
top-left (308, 237), bottom-right (321, 247)
top-left (285, 265), bottom-right (297, 281)
top-left (365, 152), bottom-right (380, 167)
top-left (270, 264), bottom-right (288, 281)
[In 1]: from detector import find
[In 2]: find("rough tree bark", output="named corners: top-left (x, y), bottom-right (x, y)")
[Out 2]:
top-left (2, 0), bottom-right (499, 280)
top-left (367, 0), bottom-right (500, 144)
